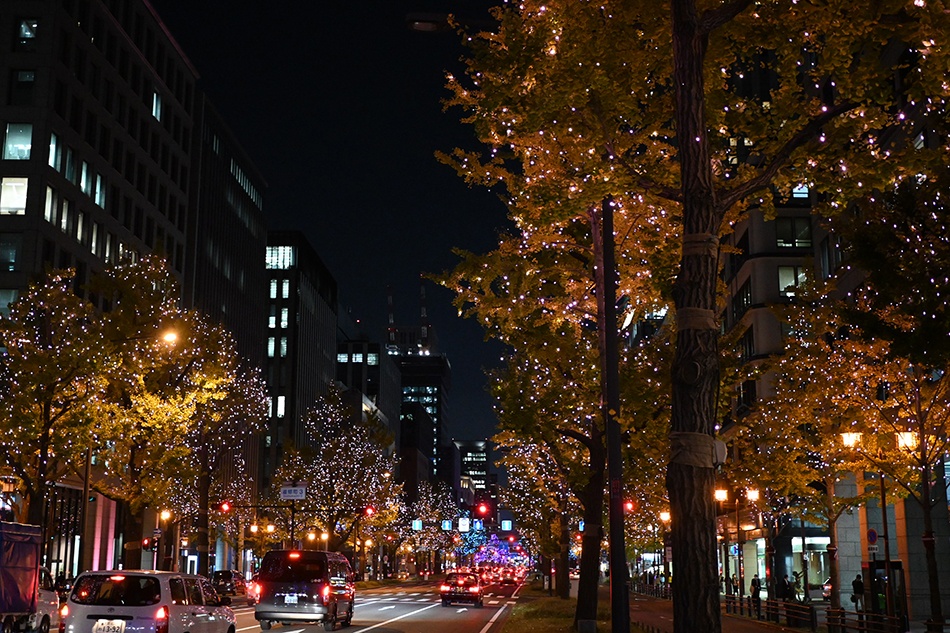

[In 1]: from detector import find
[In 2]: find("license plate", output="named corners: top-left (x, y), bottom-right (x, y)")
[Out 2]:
top-left (284, 594), bottom-right (297, 605)
top-left (92, 620), bottom-right (126, 633)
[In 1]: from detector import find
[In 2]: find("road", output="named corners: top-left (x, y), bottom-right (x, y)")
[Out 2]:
top-left (229, 580), bottom-right (521, 633)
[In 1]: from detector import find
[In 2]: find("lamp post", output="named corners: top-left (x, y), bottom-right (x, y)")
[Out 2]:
top-left (716, 487), bottom-right (758, 614)
top-left (660, 511), bottom-right (672, 587)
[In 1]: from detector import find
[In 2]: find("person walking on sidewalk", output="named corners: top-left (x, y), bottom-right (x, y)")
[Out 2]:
top-left (852, 574), bottom-right (865, 611)
top-left (750, 574), bottom-right (762, 619)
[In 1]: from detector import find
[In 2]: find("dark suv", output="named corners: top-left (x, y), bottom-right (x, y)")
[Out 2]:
top-left (440, 572), bottom-right (483, 607)
top-left (211, 570), bottom-right (253, 605)
top-left (254, 550), bottom-right (355, 631)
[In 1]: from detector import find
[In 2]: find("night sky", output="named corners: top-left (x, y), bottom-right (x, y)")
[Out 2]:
top-left (148, 1), bottom-right (510, 441)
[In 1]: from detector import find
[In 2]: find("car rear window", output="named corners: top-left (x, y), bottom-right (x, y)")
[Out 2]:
top-left (72, 575), bottom-right (161, 606)
top-left (258, 553), bottom-right (326, 582)
top-left (446, 574), bottom-right (478, 587)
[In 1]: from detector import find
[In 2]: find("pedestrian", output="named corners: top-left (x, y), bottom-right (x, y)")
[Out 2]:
top-left (732, 573), bottom-right (739, 595)
top-left (720, 573), bottom-right (726, 594)
top-left (779, 574), bottom-right (792, 601)
top-left (750, 574), bottom-right (762, 618)
top-left (852, 574), bottom-right (865, 611)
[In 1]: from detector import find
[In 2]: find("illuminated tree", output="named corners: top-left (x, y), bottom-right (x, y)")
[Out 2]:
top-left (266, 383), bottom-right (399, 554)
top-left (0, 270), bottom-right (105, 525)
top-left (444, 1), bottom-right (949, 629)
top-left (404, 480), bottom-right (457, 574)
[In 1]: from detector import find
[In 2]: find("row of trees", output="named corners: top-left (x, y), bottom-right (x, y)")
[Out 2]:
top-left (0, 256), bottom-right (266, 573)
top-left (435, 0), bottom-right (950, 631)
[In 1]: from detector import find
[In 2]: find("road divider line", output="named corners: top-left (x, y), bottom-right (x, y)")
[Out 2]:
top-left (349, 602), bottom-right (439, 632)
top-left (478, 603), bottom-right (508, 633)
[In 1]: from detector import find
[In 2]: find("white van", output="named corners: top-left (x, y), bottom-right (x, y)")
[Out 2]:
top-left (59, 571), bottom-right (235, 633)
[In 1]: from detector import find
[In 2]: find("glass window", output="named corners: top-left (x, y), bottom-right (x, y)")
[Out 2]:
top-left (276, 395), bottom-right (286, 418)
top-left (64, 147), bottom-right (75, 182)
top-left (282, 279), bottom-right (290, 298)
top-left (367, 353), bottom-right (378, 366)
top-left (3, 123), bottom-right (32, 159)
top-left (279, 337), bottom-right (287, 357)
top-left (0, 234), bottom-right (21, 271)
top-left (48, 132), bottom-right (59, 169)
top-left (17, 19), bottom-right (39, 50)
top-left (267, 336), bottom-right (275, 357)
top-left (268, 304), bottom-right (276, 329)
top-left (0, 177), bottom-right (28, 215)
top-left (10, 70), bottom-right (36, 106)
top-left (77, 211), bottom-right (85, 243)
top-left (280, 308), bottom-right (288, 328)
top-left (269, 279), bottom-right (277, 299)
top-left (0, 289), bottom-right (17, 316)
top-left (44, 186), bottom-right (55, 223)
top-left (60, 198), bottom-right (69, 232)
top-left (95, 174), bottom-right (105, 207)
top-left (80, 161), bottom-right (92, 195)
top-left (352, 353), bottom-right (363, 363)
top-left (776, 217), bottom-right (812, 248)
top-left (265, 245), bottom-right (295, 269)
top-left (778, 266), bottom-right (806, 297)
top-left (169, 578), bottom-right (187, 605)
top-left (337, 353), bottom-right (349, 363)
top-left (151, 91), bottom-right (162, 121)
top-left (91, 222), bottom-right (99, 255)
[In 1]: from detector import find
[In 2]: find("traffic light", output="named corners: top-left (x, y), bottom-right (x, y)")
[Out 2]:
top-left (476, 502), bottom-right (489, 516)
top-left (218, 501), bottom-right (231, 513)
top-left (624, 500), bottom-right (637, 512)
top-left (141, 537), bottom-right (151, 551)
top-left (363, 505), bottom-right (375, 518)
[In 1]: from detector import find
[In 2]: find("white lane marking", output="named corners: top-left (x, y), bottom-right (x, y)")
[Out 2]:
top-left (349, 602), bottom-right (439, 632)
top-left (478, 604), bottom-right (508, 633)
top-left (378, 606), bottom-right (395, 611)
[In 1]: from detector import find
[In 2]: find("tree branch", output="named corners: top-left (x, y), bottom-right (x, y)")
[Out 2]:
top-left (700, 0), bottom-right (755, 33)
top-left (719, 102), bottom-right (859, 211)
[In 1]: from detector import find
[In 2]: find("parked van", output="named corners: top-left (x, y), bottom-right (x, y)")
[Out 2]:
top-left (253, 550), bottom-right (355, 631)
top-left (60, 570), bottom-right (235, 633)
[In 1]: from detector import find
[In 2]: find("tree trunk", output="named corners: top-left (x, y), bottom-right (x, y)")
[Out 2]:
top-left (920, 463), bottom-right (945, 629)
top-left (574, 455), bottom-right (606, 627)
top-left (119, 502), bottom-right (144, 569)
top-left (669, 0), bottom-right (724, 631)
top-left (558, 498), bottom-right (571, 599)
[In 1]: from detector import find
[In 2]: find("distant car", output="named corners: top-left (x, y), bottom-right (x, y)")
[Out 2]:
top-left (61, 570), bottom-right (234, 633)
top-left (254, 549), bottom-right (355, 631)
top-left (822, 578), bottom-right (832, 600)
top-left (211, 570), bottom-right (253, 605)
top-left (440, 572), bottom-right (483, 608)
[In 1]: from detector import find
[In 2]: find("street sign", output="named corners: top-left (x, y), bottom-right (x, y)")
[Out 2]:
top-left (458, 518), bottom-right (470, 532)
top-left (412, 519), bottom-right (423, 531)
top-left (867, 528), bottom-right (878, 545)
top-left (473, 519), bottom-right (483, 531)
top-left (579, 520), bottom-right (585, 532)
top-left (280, 485), bottom-right (306, 500)
top-left (868, 544), bottom-right (879, 554)
top-left (441, 520), bottom-right (453, 531)
top-left (153, 528), bottom-right (162, 539)
top-left (501, 520), bottom-right (513, 531)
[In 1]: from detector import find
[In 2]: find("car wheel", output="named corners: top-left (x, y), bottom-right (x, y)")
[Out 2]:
top-left (476, 599), bottom-right (483, 608)
top-left (259, 621), bottom-right (271, 631)
top-left (323, 608), bottom-right (336, 632)
top-left (36, 616), bottom-right (50, 633)
top-left (2, 616), bottom-right (16, 633)
top-left (442, 599), bottom-right (450, 607)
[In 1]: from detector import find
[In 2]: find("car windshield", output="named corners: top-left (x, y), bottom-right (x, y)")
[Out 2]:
top-left (257, 553), bottom-right (326, 582)
top-left (446, 574), bottom-right (478, 587)
top-left (71, 575), bottom-right (161, 606)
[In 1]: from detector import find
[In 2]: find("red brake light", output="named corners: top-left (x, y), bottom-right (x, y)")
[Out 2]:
top-left (289, 552), bottom-right (301, 559)
top-left (155, 606), bottom-right (169, 633)
top-left (469, 585), bottom-right (481, 593)
top-left (109, 576), bottom-right (126, 582)
top-left (58, 604), bottom-right (68, 633)
top-left (439, 584), bottom-right (450, 592)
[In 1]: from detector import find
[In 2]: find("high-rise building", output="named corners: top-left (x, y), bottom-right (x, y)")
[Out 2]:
top-left (261, 230), bottom-right (338, 491)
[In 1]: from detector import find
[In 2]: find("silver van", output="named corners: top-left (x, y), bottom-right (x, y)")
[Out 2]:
top-left (253, 550), bottom-right (355, 631)
top-left (60, 571), bottom-right (234, 633)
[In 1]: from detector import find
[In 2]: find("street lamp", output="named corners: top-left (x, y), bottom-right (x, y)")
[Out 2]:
top-left (716, 487), bottom-right (758, 614)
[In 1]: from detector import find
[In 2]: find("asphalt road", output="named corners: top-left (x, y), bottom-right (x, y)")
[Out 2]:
top-left (229, 580), bottom-right (521, 633)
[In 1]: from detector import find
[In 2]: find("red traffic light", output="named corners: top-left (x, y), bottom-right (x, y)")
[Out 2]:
top-left (364, 506), bottom-right (375, 517)
top-left (141, 537), bottom-right (151, 550)
top-left (476, 503), bottom-right (489, 515)
top-left (624, 500), bottom-right (636, 512)
top-left (218, 501), bottom-right (231, 513)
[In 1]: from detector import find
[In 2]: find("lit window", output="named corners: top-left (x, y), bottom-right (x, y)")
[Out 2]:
top-left (265, 245), bottom-right (295, 269)
top-left (17, 19), bottom-right (38, 49)
top-left (280, 308), bottom-right (288, 328)
top-left (269, 279), bottom-right (277, 299)
top-left (353, 353), bottom-right (363, 363)
top-left (282, 279), bottom-right (290, 298)
top-left (778, 266), bottom-right (806, 297)
top-left (268, 305), bottom-right (276, 329)
top-left (267, 336), bottom-right (275, 357)
top-left (0, 289), bottom-right (18, 316)
top-left (0, 234), bottom-right (21, 272)
top-left (104, 232), bottom-right (113, 263)
top-left (77, 211), bottom-right (85, 243)
top-left (60, 199), bottom-right (69, 232)
top-left (91, 222), bottom-right (99, 255)
top-left (80, 162), bottom-right (92, 195)
top-left (64, 147), bottom-right (75, 182)
top-left (367, 353), bottom-right (378, 366)
top-left (44, 186), bottom-right (54, 223)
top-left (95, 174), bottom-right (105, 207)
top-left (279, 337), bottom-right (287, 357)
top-left (0, 177), bottom-right (28, 215)
top-left (276, 396), bottom-right (286, 418)
top-left (48, 132), bottom-right (59, 169)
top-left (337, 353), bottom-right (349, 363)
top-left (151, 91), bottom-right (162, 121)
top-left (267, 399), bottom-right (273, 418)
top-left (3, 123), bottom-right (32, 160)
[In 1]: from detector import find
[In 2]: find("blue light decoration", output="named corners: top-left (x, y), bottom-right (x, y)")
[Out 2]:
top-left (412, 519), bottom-right (423, 531)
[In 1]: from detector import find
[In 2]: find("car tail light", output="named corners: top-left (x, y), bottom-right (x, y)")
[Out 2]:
top-left (469, 586), bottom-right (481, 593)
top-left (321, 585), bottom-right (330, 603)
top-left (155, 606), bottom-right (169, 633)
top-left (439, 584), bottom-right (450, 592)
top-left (58, 604), bottom-right (68, 633)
